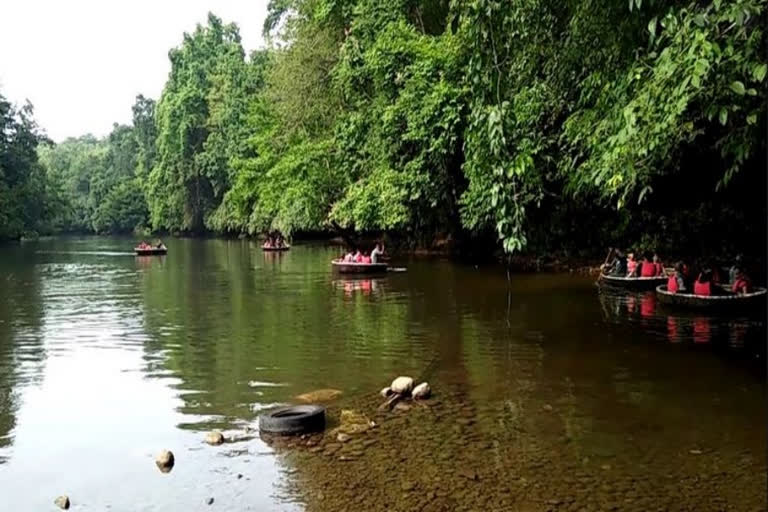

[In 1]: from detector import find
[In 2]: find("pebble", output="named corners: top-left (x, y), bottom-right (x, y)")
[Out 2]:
top-left (155, 449), bottom-right (175, 473)
top-left (337, 433), bottom-right (351, 443)
top-left (205, 431), bottom-right (225, 445)
top-left (401, 481), bottom-right (416, 492)
top-left (206, 497), bottom-right (215, 505)
top-left (237, 473), bottom-right (243, 479)
top-left (543, 404), bottom-right (554, 412)
top-left (54, 495), bottom-right (70, 510)
top-left (689, 449), bottom-right (703, 455)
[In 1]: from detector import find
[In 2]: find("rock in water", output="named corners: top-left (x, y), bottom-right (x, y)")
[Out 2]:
top-left (155, 449), bottom-right (175, 473)
top-left (390, 376), bottom-right (414, 395)
top-left (54, 496), bottom-right (70, 510)
top-left (379, 387), bottom-right (393, 398)
top-left (412, 382), bottom-right (431, 400)
top-left (205, 431), bottom-right (225, 445)
top-left (294, 389), bottom-right (343, 403)
top-left (336, 409), bottom-right (372, 435)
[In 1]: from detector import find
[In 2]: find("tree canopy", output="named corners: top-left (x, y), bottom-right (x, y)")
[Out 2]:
top-left (1, 2), bottom-right (764, 258)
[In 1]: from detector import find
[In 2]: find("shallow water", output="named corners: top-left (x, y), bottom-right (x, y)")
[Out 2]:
top-left (0, 237), bottom-right (764, 511)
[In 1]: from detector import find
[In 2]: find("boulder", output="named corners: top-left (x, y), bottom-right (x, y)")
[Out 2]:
top-left (294, 388), bottom-right (343, 403)
top-left (390, 376), bottom-right (414, 395)
top-left (205, 431), bottom-right (225, 445)
top-left (379, 387), bottom-right (393, 398)
top-left (54, 495), bottom-right (70, 510)
top-left (412, 382), bottom-right (431, 400)
top-left (155, 449), bottom-right (175, 473)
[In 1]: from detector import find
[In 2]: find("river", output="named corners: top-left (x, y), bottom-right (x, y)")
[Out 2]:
top-left (0, 237), bottom-right (764, 511)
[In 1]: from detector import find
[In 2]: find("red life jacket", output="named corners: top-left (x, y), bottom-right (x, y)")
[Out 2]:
top-left (732, 278), bottom-right (751, 294)
top-left (693, 279), bottom-right (711, 296)
top-left (667, 275), bottom-right (679, 293)
top-left (362, 256), bottom-right (371, 264)
top-left (654, 262), bottom-right (664, 275)
top-left (627, 260), bottom-right (637, 275)
top-left (640, 261), bottom-right (656, 277)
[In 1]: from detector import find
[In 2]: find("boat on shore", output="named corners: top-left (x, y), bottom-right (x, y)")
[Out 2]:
top-left (331, 260), bottom-right (388, 274)
top-left (598, 272), bottom-right (668, 290)
top-left (263, 245), bottom-right (290, 252)
top-left (655, 285), bottom-right (767, 311)
top-left (135, 247), bottom-right (167, 256)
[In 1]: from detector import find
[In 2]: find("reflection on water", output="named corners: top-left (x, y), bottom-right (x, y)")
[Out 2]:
top-left (598, 287), bottom-right (765, 360)
top-left (0, 237), bottom-right (764, 511)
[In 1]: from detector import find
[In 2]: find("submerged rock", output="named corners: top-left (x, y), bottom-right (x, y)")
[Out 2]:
top-left (390, 376), bottom-right (414, 395)
top-left (412, 382), bottom-right (431, 399)
top-left (337, 433), bottom-right (351, 443)
top-left (294, 388), bottom-right (343, 403)
top-left (335, 409), bottom-right (372, 435)
top-left (155, 449), bottom-right (175, 473)
top-left (54, 495), bottom-right (70, 510)
top-left (380, 387), bottom-right (393, 398)
top-left (205, 431), bottom-right (225, 445)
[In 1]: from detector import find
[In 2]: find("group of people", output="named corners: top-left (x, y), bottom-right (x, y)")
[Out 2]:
top-left (667, 259), bottom-right (753, 296)
top-left (263, 233), bottom-right (287, 249)
top-left (605, 248), bottom-right (754, 296)
top-left (137, 240), bottom-right (165, 250)
top-left (342, 243), bottom-right (384, 264)
top-left (605, 250), bottom-right (665, 278)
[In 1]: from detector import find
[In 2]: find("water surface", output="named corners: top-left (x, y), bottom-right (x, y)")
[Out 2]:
top-left (0, 237), bottom-right (764, 510)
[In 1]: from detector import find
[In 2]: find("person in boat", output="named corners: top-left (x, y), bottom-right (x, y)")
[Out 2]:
top-left (626, 251), bottom-right (638, 277)
top-left (667, 262), bottom-right (687, 293)
top-left (732, 267), bottom-right (753, 295)
top-left (729, 254), bottom-right (743, 283)
top-left (608, 249), bottom-right (627, 276)
top-left (693, 269), bottom-right (713, 296)
top-left (343, 250), bottom-right (355, 262)
top-left (354, 250), bottom-right (363, 263)
top-left (361, 253), bottom-right (372, 264)
top-left (155, 240), bottom-right (165, 250)
top-left (275, 234), bottom-right (284, 248)
top-left (640, 252), bottom-right (658, 277)
top-left (370, 243), bottom-right (384, 264)
top-left (653, 253), bottom-right (664, 276)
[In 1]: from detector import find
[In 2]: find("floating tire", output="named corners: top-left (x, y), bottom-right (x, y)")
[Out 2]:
top-left (258, 405), bottom-right (326, 435)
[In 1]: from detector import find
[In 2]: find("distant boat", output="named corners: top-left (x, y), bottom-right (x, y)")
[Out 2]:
top-left (263, 244), bottom-right (290, 252)
top-left (135, 246), bottom-right (167, 256)
top-left (331, 259), bottom-right (388, 274)
top-left (598, 273), bottom-right (668, 290)
top-left (656, 285), bottom-right (767, 311)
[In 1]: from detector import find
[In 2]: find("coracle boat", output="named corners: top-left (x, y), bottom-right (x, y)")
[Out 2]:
top-left (135, 246), bottom-right (167, 256)
top-left (655, 285), bottom-right (767, 311)
top-left (263, 245), bottom-right (290, 252)
top-left (331, 259), bottom-right (388, 274)
top-left (598, 272), bottom-right (668, 291)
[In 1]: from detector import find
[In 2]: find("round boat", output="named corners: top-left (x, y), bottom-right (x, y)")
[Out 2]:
top-left (331, 259), bottom-right (388, 274)
top-left (135, 247), bottom-right (167, 256)
top-left (598, 273), bottom-right (668, 290)
top-left (655, 285), bottom-right (767, 311)
top-left (263, 245), bottom-right (290, 252)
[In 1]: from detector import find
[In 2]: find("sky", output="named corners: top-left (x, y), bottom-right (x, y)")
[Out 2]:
top-left (0, 0), bottom-right (269, 142)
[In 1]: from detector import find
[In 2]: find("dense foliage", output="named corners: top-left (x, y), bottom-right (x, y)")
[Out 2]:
top-left (2, 3), bottom-right (765, 257)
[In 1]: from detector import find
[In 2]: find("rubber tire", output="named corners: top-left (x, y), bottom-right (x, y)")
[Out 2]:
top-left (259, 405), bottom-right (326, 435)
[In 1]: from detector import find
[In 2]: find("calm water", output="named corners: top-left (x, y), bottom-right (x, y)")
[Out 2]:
top-left (0, 237), bottom-right (764, 511)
